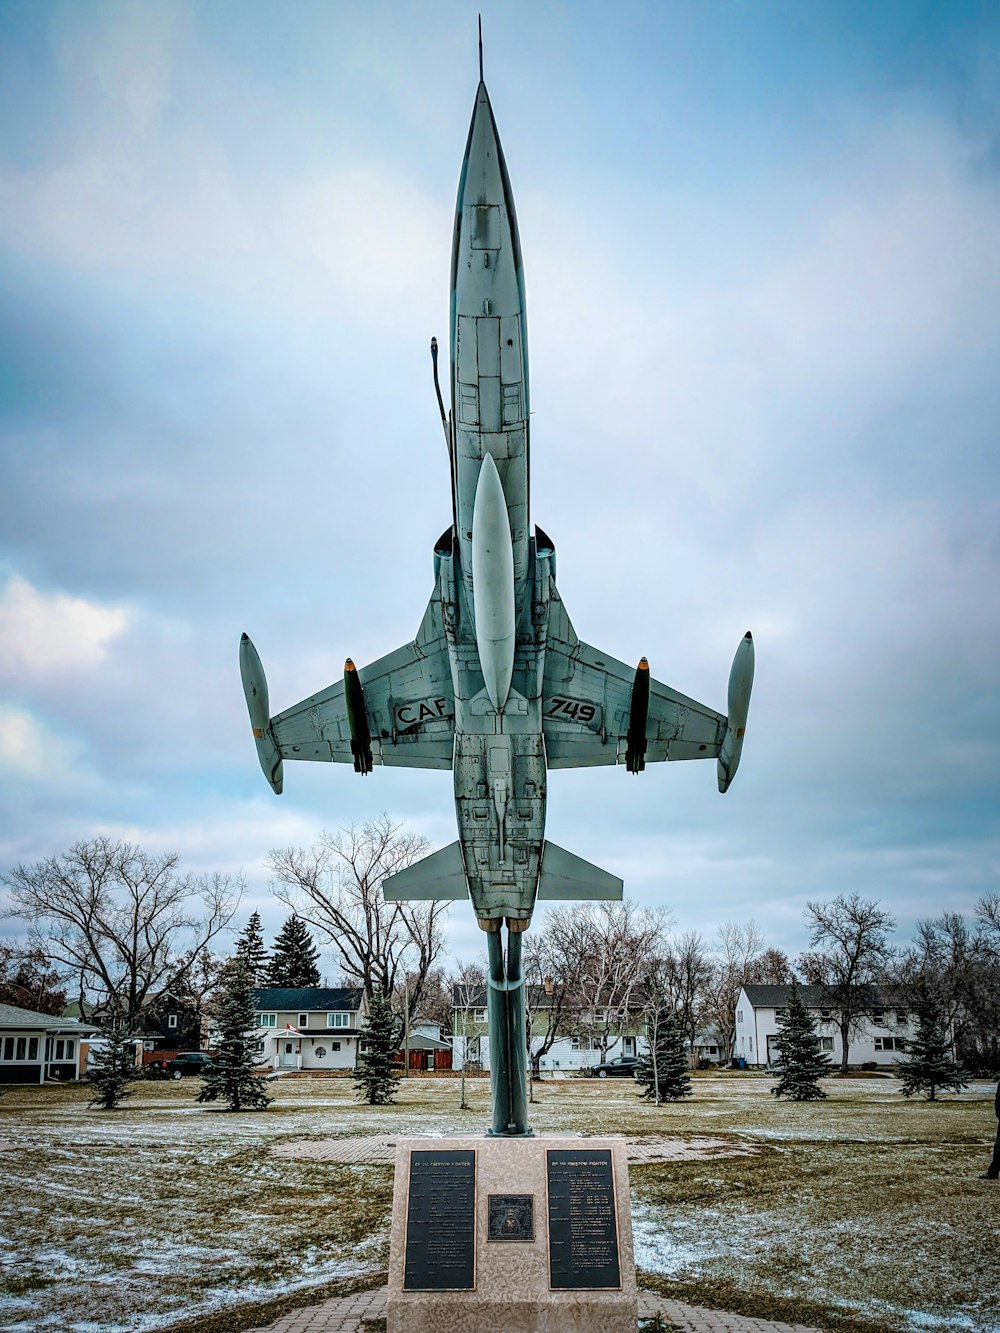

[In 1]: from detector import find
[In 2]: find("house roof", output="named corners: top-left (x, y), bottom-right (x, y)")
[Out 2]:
top-left (0, 1002), bottom-right (99, 1033)
top-left (451, 985), bottom-right (559, 1010)
top-left (741, 984), bottom-right (893, 1009)
top-left (402, 1032), bottom-right (452, 1052)
top-left (251, 987), bottom-right (362, 1012)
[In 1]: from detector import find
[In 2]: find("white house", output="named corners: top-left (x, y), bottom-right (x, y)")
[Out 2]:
top-left (252, 987), bottom-right (365, 1072)
top-left (735, 984), bottom-right (916, 1069)
top-left (450, 988), bottom-right (732, 1075)
top-left (0, 1002), bottom-right (98, 1084)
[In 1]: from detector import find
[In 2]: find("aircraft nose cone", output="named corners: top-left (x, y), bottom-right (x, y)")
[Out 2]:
top-left (459, 79), bottom-right (511, 213)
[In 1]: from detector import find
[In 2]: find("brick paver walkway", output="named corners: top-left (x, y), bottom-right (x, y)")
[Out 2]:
top-left (244, 1285), bottom-right (823, 1333)
top-left (271, 1134), bottom-right (759, 1166)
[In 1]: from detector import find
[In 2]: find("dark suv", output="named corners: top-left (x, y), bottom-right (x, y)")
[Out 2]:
top-left (586, 1054), bottom-right (641, 1079)
top-left (161, 1052), bottom-right (215, 1079)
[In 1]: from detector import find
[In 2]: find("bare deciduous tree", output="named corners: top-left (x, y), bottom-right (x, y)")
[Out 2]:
top-left (537, 900), bottom-right (672, 1064)
top-left (522, 941), bottom-right (570, 1080)
top-left (267, 815), bottom-right (450, 1018)
top-left (0, 939), bottom-right (68, 1015)
top-left (891, 906), bottom-right (1000, 1073)
top-left (703, 919), bottom-right (765, 1064)
top-left (660, 931), bottom-right (712, 1058)
top-left (2, 838), bottom-right (241, 1024)
top-left (978, 892), bottom-right (1000, 945)
top-left (799, 893), bottom-right (895, 1073)
top-left (754, 947), bottom-right (794, 985)
top-left (448, 960), bottom-right (488, 1106)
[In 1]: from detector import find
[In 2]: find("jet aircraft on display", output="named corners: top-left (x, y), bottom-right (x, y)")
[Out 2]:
top-left (241, 44), bottom-right (753, 1135)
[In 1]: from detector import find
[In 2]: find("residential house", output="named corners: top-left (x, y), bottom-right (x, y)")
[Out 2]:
top-left (0, 1002), bottom-right (99, 1084)
top-left (64, 993), bottom-right (208, 1064)
top-left (451, 987), bottom-right (645, 1075)
top-left (735, 984), bottom-right (916, 1069)
top-left (252, 987), bottom-right (365, 1072)
top-left (137, 991), bottom-right (206, 1053)
top-left (400, 1017), bottom-right (453, 1071)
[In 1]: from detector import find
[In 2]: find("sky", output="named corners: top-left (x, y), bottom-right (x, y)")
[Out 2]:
top-left (1, 0), bottom-right (998, 973)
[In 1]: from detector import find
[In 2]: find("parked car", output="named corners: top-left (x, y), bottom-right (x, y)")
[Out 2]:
top-left (160, 1052), bottom-right (216, 1079)
top-left (586, 1055), bottom-right (641, 1079)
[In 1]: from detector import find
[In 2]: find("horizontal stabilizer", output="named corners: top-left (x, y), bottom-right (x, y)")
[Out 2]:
top-left (537, 840), bottom-right (623, 901)
top-left (382, 841), bottom-right (469, 902)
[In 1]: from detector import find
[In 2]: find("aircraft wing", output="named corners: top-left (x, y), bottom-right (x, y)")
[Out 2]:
top-left (541, 584), bottom-right (726, 770)
top-left (269, 597), bottom-right (455, 772)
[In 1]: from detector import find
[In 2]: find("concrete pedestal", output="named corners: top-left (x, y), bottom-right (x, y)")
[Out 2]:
top-left (386, 1134), bottom-right (636, 1333)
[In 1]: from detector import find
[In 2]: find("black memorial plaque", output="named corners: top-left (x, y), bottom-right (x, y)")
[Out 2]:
top-left (488, 1193), bottom-right (535, 1242)
top-left (546, 1148), bottom-right (621, 1290)
top-left (403, 1149), bottom-right (476, 1290)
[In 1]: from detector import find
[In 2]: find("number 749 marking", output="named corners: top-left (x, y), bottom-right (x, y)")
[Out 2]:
top-left (545, 696), bottom-right (602, 728)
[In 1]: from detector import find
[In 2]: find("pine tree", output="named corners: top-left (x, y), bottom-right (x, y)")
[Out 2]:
top-left (197, 956), bottom-right (272, 1111)
top-left (770, 978), bottom-right (833, 1100)
top-left (265, 915), bottom-right (322, 988)
top-left (636, 997), bottom-right (691, 1102)
top-left (88, 1013), bottom-right (139, 1110)
top-left (896, 983), bottom-right (969, 1101)
top-left (234, 911), bottom-right (269, 985)
top-left (352, 988), bottom-right (401, 1105)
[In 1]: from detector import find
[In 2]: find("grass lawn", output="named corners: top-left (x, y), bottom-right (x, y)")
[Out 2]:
top-left (0, 1072), bottom-right (995, 1333)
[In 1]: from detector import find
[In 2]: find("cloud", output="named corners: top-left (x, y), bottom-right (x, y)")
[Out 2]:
top-left (0, 704), bottom-right (85, 785)
top-left (0, 574), bottom-right (130, 676)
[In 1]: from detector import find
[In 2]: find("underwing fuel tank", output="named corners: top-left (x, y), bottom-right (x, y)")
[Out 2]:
top-left (344, 658), bottom-right (374, 775)
top-left (625, 657), bottom-right (650, 773)
top-left (239, 633), bottom-right (283, 795)
top-left (471, 452), bottom-right (516, 711)
top-left (718, 632), bottom-right (754, 793)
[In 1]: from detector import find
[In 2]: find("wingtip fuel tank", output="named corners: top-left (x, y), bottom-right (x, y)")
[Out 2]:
top-left (239, 633), bottom-right (283, 795)
top-left (718, 631), bottom-right (754, 793)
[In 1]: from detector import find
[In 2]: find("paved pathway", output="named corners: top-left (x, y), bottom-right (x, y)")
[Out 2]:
top-left (271, 1134), bottom-right (759, 1166)
top-left (244, 1285), bottom-right (824, 1333)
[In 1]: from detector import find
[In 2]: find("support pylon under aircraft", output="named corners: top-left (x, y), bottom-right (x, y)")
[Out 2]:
top-left (240, 41), bottom-right (754, 1137)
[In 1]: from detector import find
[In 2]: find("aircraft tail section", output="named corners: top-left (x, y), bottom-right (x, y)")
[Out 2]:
top-left (382, 841), bottom-right (469, 902)
top-left (536, 840), bottom-right (623, 901)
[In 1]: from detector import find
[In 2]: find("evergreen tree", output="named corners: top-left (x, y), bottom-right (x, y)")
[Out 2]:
top-left (636, 997), bottom-right (691, 1102)
top-left (896, 983), bottom-right (969, 1101)
top-left (197, 956), bottom-right (272, 1111)
top-left (87, 1013), bottom-right (139, 1110)
top-left (234, 911), bottom-right (269, 985)
top-left (265, 914), bottom-right (321, 988)
top-left (352, 988), bottom-right (401, 1105)
top-left (770, 978), bottom-right (833, 1100)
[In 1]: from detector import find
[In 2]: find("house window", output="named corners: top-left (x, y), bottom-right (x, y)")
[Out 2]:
top-left (875, 1036), bottom-right (904, 1052)
top-left (331, 1041), bottom-right (341, 1052)
top-left (820, 1009), bottom-right (832, 1020)
top-left (570, 1037), bottom-right (591, 1051)
top-left (9, 1037), bottom-right (39, 1061)
top-left (774, 1008), bottom-right (785, 1018)
top-left (819, 1037), bottom-right (834, 1051)
top-left (475, 1009), bottom-right (487, 1023)
top-left (298, 1014), bottom-right (309, 1028)
top-left (168, 1014), bottom-right (178, 1030)
top-left (737, 1010), bottom-right (743, 1024)
top-left (327, 1013), bottom-right (350, 1029)
top-left (50, 1039), bottom-right (76, 1061)
top-left (258, 1013), bottom-right (277, 1028)
top-left (2, 1037), bottom-right (14, 1060)
top-left (895, 1011), bottom-right (908, 1025)
top-left (872, 1011), bottom-right (885, 1026)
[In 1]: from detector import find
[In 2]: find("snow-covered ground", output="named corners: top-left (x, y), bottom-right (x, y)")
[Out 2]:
top-left (0, 1074), bottom-right (996, 1333)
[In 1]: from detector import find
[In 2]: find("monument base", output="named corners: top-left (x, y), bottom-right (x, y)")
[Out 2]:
top-left (386, 1133), bottom-right (636, 1333)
